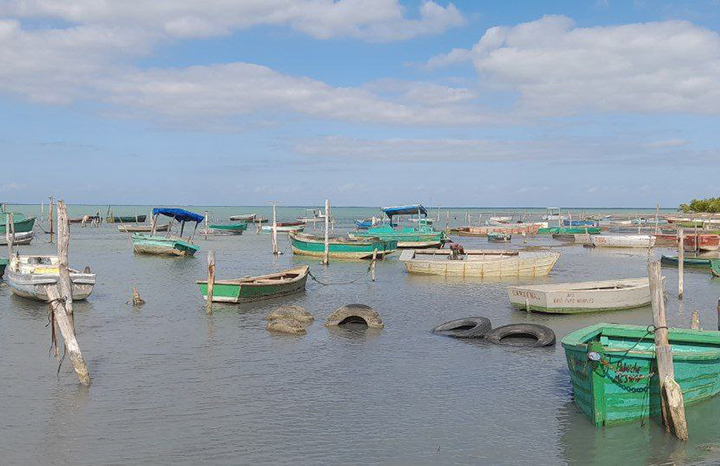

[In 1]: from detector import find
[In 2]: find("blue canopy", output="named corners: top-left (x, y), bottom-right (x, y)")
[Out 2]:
top-left (152, 208), bottom-right (204, 223)
top-left (381, 204), bottom-right (427, 219)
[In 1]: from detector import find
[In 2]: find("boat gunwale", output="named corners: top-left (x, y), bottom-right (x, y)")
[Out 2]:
top-left (196, 266), bottom-right (309, 286)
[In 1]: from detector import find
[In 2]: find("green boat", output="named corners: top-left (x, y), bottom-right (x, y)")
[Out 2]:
top-left (106, 214), bottom-right (147, 223)
top-left (350, 219), bottom-right (446, 248)
top-left (538, 226), bottom-right (601, 235)
top-left (290, 232), bottom-right (397, 260)
top-left (660, 254), bottom-right (717, 270)
top-left (197, 266), bottom-right (309, 303)
top-left (0, 258), bottom-right (7, 278)
top-left (0, 211), bottom-right (36, 235)
top-left (131, 208), bottom-right (204, 257)
top-left (207, 223), bottom-right (248, 235)
top-left (562, 323), bottom-right (720, 426)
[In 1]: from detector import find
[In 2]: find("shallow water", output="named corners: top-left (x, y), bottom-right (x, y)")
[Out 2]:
top-left (1, 205), bottom-right (720, 465)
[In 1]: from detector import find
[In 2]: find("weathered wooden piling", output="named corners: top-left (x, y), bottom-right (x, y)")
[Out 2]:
top-left (322, 199), bottom-right (330, 266)
top-left (204, 211), bottom-right (209, 240)
top-left (48, 195), bottom-right (54, 244)
top-left (6, 212), bottom-right (14, 257)
top-left (130, 288), bottom-right (145, 306)
top-left (50, 201), bottom-right (90, 386)
top-left (371, 249), bottom-right (377, 281)
top-left (271, 202), bottom-right (279, 255)
top-left (206, 250), bottom-right (215, 314)
top-left (678, 228), bottom-right (684, 298)
top-left (648, 260), bottom-right (688, 440)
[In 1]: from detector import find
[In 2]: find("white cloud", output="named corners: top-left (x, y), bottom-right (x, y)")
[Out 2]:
top-left (0, 0), bottom-right (465, 42)
top-left (428, 15), bottom-right (720, 115)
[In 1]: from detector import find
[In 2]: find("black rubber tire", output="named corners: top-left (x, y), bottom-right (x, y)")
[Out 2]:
top-left (431, 317), bottom-right (492, 339)
top-left (485, 324), bottom-right (556, 347)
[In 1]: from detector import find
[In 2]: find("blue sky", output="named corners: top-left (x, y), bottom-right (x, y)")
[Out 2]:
top-left (1, 0), bottom-right (719, 207)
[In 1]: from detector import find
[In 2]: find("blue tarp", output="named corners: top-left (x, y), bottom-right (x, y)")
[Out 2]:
top-left (152, 208), bottom-right (204, 223)
top-left (381, 204), bottom-right (427, 218)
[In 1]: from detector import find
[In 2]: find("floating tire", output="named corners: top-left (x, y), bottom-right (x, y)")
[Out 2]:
top-left (431, 317), bottom-right (491, 339)
top-left (485, 324), bottom-right (555, 347)
top-left (325, 304), bottom-right (384, 328)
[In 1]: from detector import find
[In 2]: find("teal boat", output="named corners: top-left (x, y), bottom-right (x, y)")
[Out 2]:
top-left (538, 226), bottom-right (601, 235)
top-left (289, 232), bottom-right (397, 260)
top-left (562, 323), bottom-right (720, 426)
top-left (207, 223), bottom-right (247, 235)
top-left (0, 258), bottom-right (7, 277)
top-left (660, 254), bottom-right (717, 270)
top-left (0, 211), bottom-right (36, 235)
top-left (350, 205), bottom-right (446, 248)
top-left (131, 208), bottom-right (204, 257)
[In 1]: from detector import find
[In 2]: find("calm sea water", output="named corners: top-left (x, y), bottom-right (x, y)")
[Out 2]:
top-left (1, 205), bottom-right (719, 466)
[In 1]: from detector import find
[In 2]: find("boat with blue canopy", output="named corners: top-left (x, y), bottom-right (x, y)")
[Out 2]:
top-left (351, 204), bottom-right (445, 248)
top-left (131, 208), bottom-right (204, 256)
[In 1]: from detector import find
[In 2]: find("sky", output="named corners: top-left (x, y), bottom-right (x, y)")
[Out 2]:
top-left (1, 0), bottom-right (719, 207)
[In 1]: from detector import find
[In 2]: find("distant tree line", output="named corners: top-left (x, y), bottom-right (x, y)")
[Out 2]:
top-left (680, 197), bottom-right (720, 213)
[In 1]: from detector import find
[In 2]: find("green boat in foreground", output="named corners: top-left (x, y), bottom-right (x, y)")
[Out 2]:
top-left (0, 258), bottom-right (7, 278)
top-left (290, 232), bottom-right (397, 260)
top-left (0, 211), bottom-right (36, 235)
top-left (562, 323), bottom-right (720, 426)
top-left (197, 266), bottom-right (309, 303)
top-left (538, 226), bottom-right (601, 235)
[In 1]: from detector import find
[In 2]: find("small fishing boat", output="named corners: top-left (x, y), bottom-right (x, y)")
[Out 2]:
top-left (0, 211), bottom-right (36, 235)
top-left (5, 254), bottom-right (96, 301)
top-left (451, 224), bottom-right (542, 237)
top-left (684, 234), bottom-right (720, 252)
top-left (289, 232), bottom-right (397, 260)
top-left (538, 227), bottom-right (601, 235)
top-left (552, 233), bottom-right (576, 242)
top-left (106, 213), bottom-right (147, 223)
top-left (197, 266), bottom-right (309, 303)
top-left (118, 224), bottom-right (170, 233)
top-left (399, 249), bottom-right (560, 277)
top-left (562, 323), bottom-right (720, 426)
top-left (351, 205), bottom-right (446, 247)
top-left (0, 231), bottom-right (34, 246)
top-left (0, 258), bottom-right (7, 277)
top-left (203, 223), bottom-right (248, 235)
top-left (131, 208), bottom-right (204, 256)
top-left (261, 221), bottom-right (305, 233)
top-left (563, 220), bottom-right (597, 227)
top-left (488, 232), bottom-right (511, 242)
top-left (508, 277), bottom-right (663, 313)
top-left (590, 235), bottom-right (655, 248)
top-left (230, 213), bottom-right (257, 221)
top-left (69, 215), bottom-right (100, 224)
top-left (660, 255), bottom-right (718, 270)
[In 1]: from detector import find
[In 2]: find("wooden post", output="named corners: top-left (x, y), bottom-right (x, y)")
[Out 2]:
top-left (206, 250), bottom-right (215, 315)
top-left (691, 310), bottom-right (700, 330)
top-left (150, 214), bottom-right (158, 236)
top-left (655, 203), bottom-right (660, 235)
top-left (272, 202), bottom-right (278, 255)
top-left (48, 195), bottom-right (54, 244)
top-left (678, 228), bottom-right (684, 299)
top-left (445, 210), bottom-right (450, 232)
top-left (371, 249), bottom-right (377, 281)
top-left (648, 260), bottom-right (688, 440)
top-left (6, 212), bottom-right (14, 258)
top-left (50, 200), bottom-right (90, 386)
top-left (204, 211), bottom-right (209, 240)
top-left (323, 198), bottom-right (330, 266)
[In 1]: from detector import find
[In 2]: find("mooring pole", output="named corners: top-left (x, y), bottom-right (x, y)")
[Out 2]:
top-left (323, 199), bottom-right (330, 266)
top-left (272, 202), bottom-right (278, 255)
top-left (371, 249), bottom-right (377, 281)
top-left (206, 250), bottom-right (215, 315)
top-left (678, 228), bottom-right (684, 299)
top-left (48, 195), bottom-right (54, 244)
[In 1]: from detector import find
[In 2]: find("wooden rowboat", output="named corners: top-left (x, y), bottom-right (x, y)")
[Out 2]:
top-left (132, 234), bottom-right (199, 256)
top-left (508, 277), bottom-right (663, 313)
top-left (539, 227), bottom-right (601, 235)
top-left (661, 255), bottom-right (717, 270)
top-left (450, 224), bottom-right (540, 237)
top-left (289, 232), bottom-right (397, 260)
top-left (683, 234), bottom-right (720, 252)
top-left (399, 249), bottom-right (560, 277)
top-left (0, 212), bottom-right (36, 235)
top-left (488, 232), bottom-right (511, 242)
top-left (118, 224), bottom-right (170, 233)
top-left (203, 223), bottom-right (248, 235)
top-left (562, 323), bottom-right (720, 426)
top-left (106, 214), bottom-right (147, 223)
top-left (262, 222), bottom-right (305, 233)
top-left (5, 254), bottom-right (96, 301)
top-left (590, 235), bottom-right (655, 248)
top-left (197, 266), bottom-right (309, 303)
top-left (0, 231), bottom-right (34, 246)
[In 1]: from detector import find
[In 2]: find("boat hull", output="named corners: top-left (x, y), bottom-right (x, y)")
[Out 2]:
top-left (562, 324), bottom-right (720, 426)
top-left (591, 235), bottom-right (656, 248)
top-left (0, 216), bottom-right (36, 234)
top-left (196, 266), bottom-right (309, 303)
top-left (400, 251), bottom-right (560, 278)
top-left (107, 215), bottom-right (147, 223)
top-left (683, 234), bottom-right (720, 252)
top-left (6, 269), bottom-right (95, 301)
top-left (0, 231), bottom-right (34, 245)
top-left (290, 233), bottom-right (396, 260)
top-left (508, 277), bottom-right (663, 313)
top-left (132, 234), bottom-right (199, 256)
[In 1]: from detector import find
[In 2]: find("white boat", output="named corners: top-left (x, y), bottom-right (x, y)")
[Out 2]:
top-left (591, 235), bottom-right (656, 248)
top-left (261, 223), bottom-right (305, 233)
top-left (5, 254), bottom-right (96, 301)
top-left (507, 277), bottom-right (664, 314)
top-left (399, 249), bottom-right (560, 278)
top-left (0, 231), bottom-right (34, 245)
top-left (230, 213), bottom-right (257, 221)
